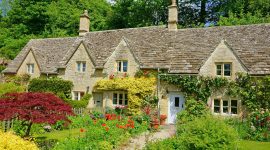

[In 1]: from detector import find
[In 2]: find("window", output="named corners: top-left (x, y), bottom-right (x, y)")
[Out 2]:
top-left (77, 61), bottom-right (86, 72)
top-left (231, 100), bottom-right (238, 114)
top-left (112, 92), bottom-right (128, 106)
top-left (213, 99), bottom-right (239, 115)
top-left (223, 100), bottom-right (229, 114)
top-left (214, 99), bottom-right (220, 113)
top-left (27, 64), bottom-right (34, 74)
top-left (117, 61), bottom-right (128, 72)
top-left (124, 94), bottom-right (128, 105)
top-left (216, 63), bottom-right (231, 77)
top-left (175, 97), bottom-right (180, 107)
top-left (73, 91), bottom-right (85, 100)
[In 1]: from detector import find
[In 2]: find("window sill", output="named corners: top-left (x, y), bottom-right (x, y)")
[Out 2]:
top-left (213, 112), bottom-right (238, 117)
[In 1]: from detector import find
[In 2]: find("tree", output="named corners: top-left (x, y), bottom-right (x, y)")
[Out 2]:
top-left (108, 0), bottom-right (169, 29)
top-left (0, 92), bottom-right (74, 136)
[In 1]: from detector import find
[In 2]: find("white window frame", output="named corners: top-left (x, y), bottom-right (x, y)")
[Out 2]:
top-left (73, 91), bottom-right (85, 101)
top-left (212, 98), bottom-right (239, 115)
top-left (117, 60), bottom-right (128, 72)
top-left (27, 64), bottom-right (34, 74)
top-left (113, 92), bottom-right (128, 106)
top-left (216, 63), bottom-right (232, 77)
top-left (76, 61), bottom-right (86, 73)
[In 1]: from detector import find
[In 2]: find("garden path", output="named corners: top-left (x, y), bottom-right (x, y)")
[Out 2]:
top-left (120, 125), bottom-right (176, 150)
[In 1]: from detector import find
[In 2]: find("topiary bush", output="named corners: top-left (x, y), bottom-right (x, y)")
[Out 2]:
top-left (177, 116), bottom-right (240, 150)
top-left (0, 131), bottom-right (38, 150)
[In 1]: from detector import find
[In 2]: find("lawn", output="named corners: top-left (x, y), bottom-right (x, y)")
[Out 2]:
top-left (35, 128), bottom-right (85, 141)
top-left (240, 140), bottom-right (270, 150)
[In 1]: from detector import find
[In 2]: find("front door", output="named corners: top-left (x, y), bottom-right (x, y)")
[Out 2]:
top-left (168, 93), bottom-right (185, 124)
top-left (93, 93), bottom-right (103, 107)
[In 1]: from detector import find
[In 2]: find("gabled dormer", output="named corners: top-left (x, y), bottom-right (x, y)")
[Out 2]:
top-left (17, 49), bottom-right (41, 78)
top-left (103, 37), bottom-right (140, 77)
top-left (199, 40), bottom-right (247, 79)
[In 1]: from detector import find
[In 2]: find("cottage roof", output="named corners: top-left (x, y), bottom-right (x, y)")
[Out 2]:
top-left (3, 24), bottom-right (270, 75)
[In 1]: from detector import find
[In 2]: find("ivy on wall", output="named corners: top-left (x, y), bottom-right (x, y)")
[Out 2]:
top-left (160, 75), bottom-right (229, 102)
top-left (160, 73), bottom-right (270, 112)
top-left (94, 77), bottom-right (156, 115)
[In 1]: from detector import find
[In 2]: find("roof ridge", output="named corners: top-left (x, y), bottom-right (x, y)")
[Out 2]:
top-left (176, 23), bottom-right (270, 32)
top-left (84, 25), bottom-right (166, 35)
top-left (30, 36), bottom-right (80, 41)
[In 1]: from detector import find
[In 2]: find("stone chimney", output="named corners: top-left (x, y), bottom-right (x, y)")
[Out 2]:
top-left (168, 0), bottom-right (178, 31)
top-left (79, 10), bottom-right (90, 36)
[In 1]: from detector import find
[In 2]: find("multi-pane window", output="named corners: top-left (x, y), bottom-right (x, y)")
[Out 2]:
top-left (223, 100), bottom-right (229, 113)
top-left (73, 91), bottom-right (85, 100)
top-left (27, 64), bottom-right (34, 74)
top-left (214, 99), bottom-right (220, 113)
top-left (231, 100), bottom-right (238, 114)
top-left (77, 61), bottom-right (86, 72)
top-left (213, 99), bottom-right (238, 115)
top-left (113, 92), bottom-right (128, 105)
top-left (216, 63), bottom-right (231, 77)
top-left (117, 61), bottom-right (128, 72)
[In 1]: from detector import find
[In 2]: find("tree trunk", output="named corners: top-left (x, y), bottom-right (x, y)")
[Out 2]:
top-left (25, 122), bottom-right (32, 137)
top-left (200, 0), bottom-right (207, 24)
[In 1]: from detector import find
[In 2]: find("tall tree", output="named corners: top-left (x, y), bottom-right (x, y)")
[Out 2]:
top-left (108, 0), bottom-right (169, 29)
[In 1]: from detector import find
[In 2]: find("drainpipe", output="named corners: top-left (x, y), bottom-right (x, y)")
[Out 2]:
top-left (157, 68), bottom-right (160, 125)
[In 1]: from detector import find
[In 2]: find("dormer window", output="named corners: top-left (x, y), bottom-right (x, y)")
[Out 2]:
top-left (216, 63), bottom-right (231, 77)
top-left (117, 61), bottom-right (128, 72)
top-left (77, 61), bottom-right (86, 72)
top-left (27, 64), bottom-right (34, 74)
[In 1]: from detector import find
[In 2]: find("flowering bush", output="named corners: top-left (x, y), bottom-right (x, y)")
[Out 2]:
top-left (94, 77), bottom-right (156, 114)
top-left (160, 114), bottom-right (167, 120)
top-left (54, 115), bottom-right (149, 149)
top-left (248, 108), bottom-right (270, 141)
top-left (43, 125), bottom-right (52, 132)
top-left (0, 131), bottom-right (38, 150)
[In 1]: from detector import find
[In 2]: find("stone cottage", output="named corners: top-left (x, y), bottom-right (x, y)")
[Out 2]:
top-left (3, 1), bottom-right (270, 123)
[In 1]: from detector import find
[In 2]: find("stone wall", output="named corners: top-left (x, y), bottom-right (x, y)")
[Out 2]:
top-left (17, 50), bottom-right (40, 78)
top-left (199, 40), bottom-right (247, 79)
top-left (103, 39), bottom-right (139, 77)
top-left (59, 44), bottom-right (103, 101)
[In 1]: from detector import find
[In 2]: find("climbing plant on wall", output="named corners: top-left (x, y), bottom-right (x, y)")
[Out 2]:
top-left (160, 74), bottom-right (229, 102)
top-left (160, 73), bottom-right (270, 112)
top-left (94, 77), bottom-right (156, 115)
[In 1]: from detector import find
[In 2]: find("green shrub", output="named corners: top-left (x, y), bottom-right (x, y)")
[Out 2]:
top-left (225, 118), bottom-right (250, 140)
top-left (177, 96), bottom-right (210, 125)
top-left (28, 77), bottom-right (73, 99)
top-left (68, 115), bottom-right (93, 129)
top-left (144, 137), bottom-right (182, 150)
top-left (0, 65), bottom-right (5, 73)
top-left (0, 82), bottom-right (25, 97)
top-left (64, 94), bottom-right (91, 108)
top-left (177, 116), bottom-right (240, 150)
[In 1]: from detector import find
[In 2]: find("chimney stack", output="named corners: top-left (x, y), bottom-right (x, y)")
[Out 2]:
top-left (168, 0), bottom-right (178, 31)
top-left (79, 10), bottom-right (90, 36)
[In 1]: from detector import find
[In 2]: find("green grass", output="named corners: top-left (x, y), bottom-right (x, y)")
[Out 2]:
top-left (240, 140), bottom-right (270, 150)
top-left (35, 128), bottom-right (85, 141)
